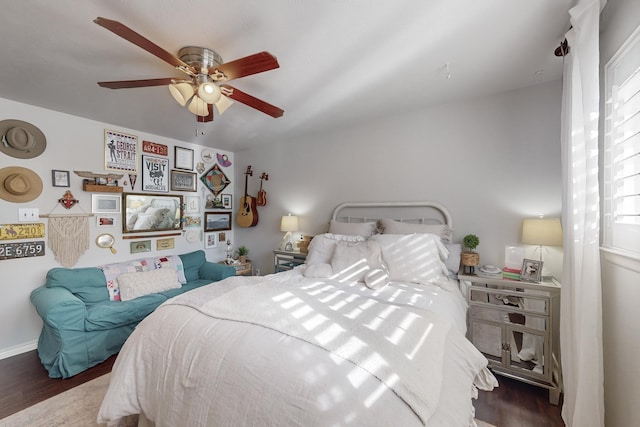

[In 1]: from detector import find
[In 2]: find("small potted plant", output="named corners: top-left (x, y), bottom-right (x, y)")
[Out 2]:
top-left (461, 234), bottom-right (480, 274)
top-left (236, 246), bottom-right (249, 264)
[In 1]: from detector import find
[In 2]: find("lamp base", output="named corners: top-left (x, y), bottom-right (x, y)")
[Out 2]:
top-left (284, 241), bottom-right (293, 252)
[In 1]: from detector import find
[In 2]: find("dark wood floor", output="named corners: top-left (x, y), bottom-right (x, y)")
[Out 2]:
top-left (0, 350), bottom-right (564, 426)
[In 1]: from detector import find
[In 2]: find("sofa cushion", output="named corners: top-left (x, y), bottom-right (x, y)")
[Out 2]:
top-left (85, 293), bottom-right (167, 331)
top-left (46, 267), bottom-right (108, 304)
top-left (180, 250), bottom-right (207, 282)
top-left (117, 268), bottom-right (181, 301)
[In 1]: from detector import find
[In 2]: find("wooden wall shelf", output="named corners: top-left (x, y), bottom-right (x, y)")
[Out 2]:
top-left (82, 180), bottom-right (123, 193)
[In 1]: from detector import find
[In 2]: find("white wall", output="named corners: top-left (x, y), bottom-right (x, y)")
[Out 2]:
top-left (599, 0), bottom-right (640, 426)
top-left (234, 80), bottom-right (563, 280)
top-left (0, 98), bottom-right (234, 358)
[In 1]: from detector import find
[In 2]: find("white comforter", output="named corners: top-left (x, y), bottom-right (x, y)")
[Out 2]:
top-left (98, 269), bottom-right (497, 427)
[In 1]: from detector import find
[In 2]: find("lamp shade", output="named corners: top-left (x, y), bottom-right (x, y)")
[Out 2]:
top-left (214, 95), bottom-right (234, 115)
top-left (280, 214), bottom-right (299, 232)
top-left (188, 96), bottom-right (209, 116)
top-left (168, 82), bottom-right (195, 106)
top-left (197, 82), bottom-right (222, 104)
top-left (522, 218), bottom-right (563, 246)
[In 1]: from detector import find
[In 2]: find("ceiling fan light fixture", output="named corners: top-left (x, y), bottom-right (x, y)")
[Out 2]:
top-left (169, 82), bottom-right (195, 106)
top-left (188, 95), bottom-right (209, 116)
top-left (197, 82), bottom-right (222, 104)
top-left (214, 95), bottom-right (234, 115)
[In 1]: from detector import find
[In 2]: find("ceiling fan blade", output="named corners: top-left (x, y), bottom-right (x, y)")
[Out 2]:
top-left (220, 84), bottom-right (284, 118)
top-left (94, 17), bottom-right (195, 74)
top-left (213, 52), bottom-right (279, 81)
top-left (97, 78), bottom-right (177, 89)
top-left (197, 104), bottom-right (214, 123)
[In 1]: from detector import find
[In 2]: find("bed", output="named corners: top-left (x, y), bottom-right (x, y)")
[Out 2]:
top-left (98, 201), bottom-right (497, 427)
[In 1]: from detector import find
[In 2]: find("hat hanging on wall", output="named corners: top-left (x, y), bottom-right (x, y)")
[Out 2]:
top-left (0, 166), bottom-right (43, 202)
top-left (0, 119), bottom-right (47, 159)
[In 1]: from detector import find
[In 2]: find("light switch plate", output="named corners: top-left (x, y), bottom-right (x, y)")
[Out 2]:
top-left (18, 208), bottom-right (39, 222)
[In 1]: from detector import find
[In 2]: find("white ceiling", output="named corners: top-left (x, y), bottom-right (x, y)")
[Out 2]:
top-left (0, 0), bottom-right (572, 152)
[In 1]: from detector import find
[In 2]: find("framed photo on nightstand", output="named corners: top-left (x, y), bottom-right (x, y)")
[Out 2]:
top-left (520, 258), bottom-right (543, 282)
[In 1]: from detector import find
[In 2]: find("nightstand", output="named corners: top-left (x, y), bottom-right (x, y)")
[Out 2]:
top-left (458, 272), bottom-right (562, 405)
top-left (274, 250), bottom-right (307, 272)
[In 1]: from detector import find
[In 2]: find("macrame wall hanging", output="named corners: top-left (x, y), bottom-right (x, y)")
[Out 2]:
top-left (41, 190), bottom-right (93, 267)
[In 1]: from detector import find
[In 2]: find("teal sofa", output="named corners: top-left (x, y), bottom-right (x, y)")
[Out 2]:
top-left (30, 250), bottom-right (235, 378)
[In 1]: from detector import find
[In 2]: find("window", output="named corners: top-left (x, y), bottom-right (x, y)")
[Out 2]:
top-left (603, 25), bottom-right (640, 254)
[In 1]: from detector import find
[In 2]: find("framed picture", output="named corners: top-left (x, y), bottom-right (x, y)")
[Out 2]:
top-left (97, 216), bottom-right (116, 227)
top-left (92, 194), bottom-right (121, 214)
top-left (205, 232), bottom-right (218, 249)
top-left (204, 211), bottom-right (232, 232)
top-left (122, 192), bottom-right (183, 233)
top-left (170, 170), bottom-right (197, 192)
top-left (221, 194), bottom-right (232, 209)
top-left (142, 155), bottom-right (170, 192)
top-left (174, 146), bottom-right (194, 171)
top-left (520, 258), bottom-right (543, 282)
top-left (200, 163), bottom-right (230, 196)
top-left (105, 129), bottom-right (138, 173)
top-left (156, 238), bottom-right (175, 250)
top-left (185, 195), bottom-right (200, 214)
top-left (51, 170), bottom-right (70, 187)
top-left (130, 240), bottom-right (151, 254)
top-left (183, 215), bottom-right (202, 227)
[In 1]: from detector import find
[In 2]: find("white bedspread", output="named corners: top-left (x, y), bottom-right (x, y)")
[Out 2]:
top-left (98, 271), bottom-right (497, 427)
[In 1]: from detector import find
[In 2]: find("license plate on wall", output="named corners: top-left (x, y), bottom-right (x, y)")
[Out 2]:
top-left (0, 241), bottom-right (45, 260)
top-left (0, 223), bottom-right (45, 240)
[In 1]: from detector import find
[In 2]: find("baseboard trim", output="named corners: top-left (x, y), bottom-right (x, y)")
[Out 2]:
top-left (0, 340), bottom-right (37, 360)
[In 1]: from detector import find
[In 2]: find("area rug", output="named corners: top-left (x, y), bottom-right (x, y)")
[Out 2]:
top-left (0, 373), bottom-right (497, 427)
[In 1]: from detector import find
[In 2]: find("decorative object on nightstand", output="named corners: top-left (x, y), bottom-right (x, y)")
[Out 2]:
top-left (280, 214), bottom-right (298, 251)
top-left (236, 245), bottom-right (249, 264)
top-left (461, 234), bottom-right (480, 274)
top-left (458, 271), bottom-right (562, 405)
top-left (274, 250), bottom-right (307, 272)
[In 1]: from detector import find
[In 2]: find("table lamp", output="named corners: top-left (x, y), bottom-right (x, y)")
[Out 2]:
top-left (280, 214), bottom-right (299, 251)
top-left (521, 217), bottom-right (563, 263)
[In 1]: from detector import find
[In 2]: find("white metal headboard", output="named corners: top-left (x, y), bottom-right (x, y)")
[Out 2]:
top-left (331, 201), bottom-right (453, 228)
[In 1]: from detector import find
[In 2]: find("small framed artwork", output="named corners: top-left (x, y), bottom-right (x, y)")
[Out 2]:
top-left (156, 238), bottom-right (175, 251)
top-left (97, 216), bottom-right (116, 227)
top-left (186, 195), bottom-right (200, 214)
top-left (200, 163), bottom-right (231, 197)
top-left (130, 240), bottom-right (151, 254)
top-left (183, 215), bottom-right (202, 227)
top-left (174, 146), bottom-right (194, 171)
top-left (520, 258), bottom-right (543, 282)
top-left (204, 211), bottom-right (232, 232)
top-left (170, 170), bottom-right (197, 192)
top-left (51, 170), bottom-right (70, 187)
top-left (105, 129), bottom-right (138, 173)
top-left (219, 232), bottom-right (226, 242)
top-left (91, 194), bottom-right (121, 214)
top-left (141, 155), bottom-right (169, 192)
top-left (205, 232), bottom-right (218, 249)
top-left (221, 194), bottom-right (232, 209)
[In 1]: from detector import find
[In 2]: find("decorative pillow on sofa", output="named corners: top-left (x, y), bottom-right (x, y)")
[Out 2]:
top-left (378, 218), bottom-right (453, 243)
top-left (117, 268), bottom-right (181, 301)
top-left (154, 255), bottom-right (187, 284)
top-left (100, 259), bottom-right (153, 301)
top-left (305, 233), bottom-right (366, 265)
top-left (328, 220), bottom-right (378, 237)
top-left (369, 234), bottom-right (449, 285)
top-left (330, 239), bottom-right (385, 283)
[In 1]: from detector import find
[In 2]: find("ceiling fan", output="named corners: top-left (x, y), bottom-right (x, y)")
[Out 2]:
top-left (93, 17), bottom-right (284, 123)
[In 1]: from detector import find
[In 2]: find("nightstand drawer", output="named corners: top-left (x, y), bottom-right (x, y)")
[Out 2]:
top-left (469, 286), bottom-right (550, 316)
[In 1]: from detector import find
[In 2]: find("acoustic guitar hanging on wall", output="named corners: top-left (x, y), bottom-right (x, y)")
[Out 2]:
top-left (257, 172), bottom-right (268, 206)
top-left (237, 166), bottom-right (258, 227)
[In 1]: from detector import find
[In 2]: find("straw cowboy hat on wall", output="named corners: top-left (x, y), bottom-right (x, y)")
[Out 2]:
top-left (0, 166), bottom-right (43, 203)
top-left (0, 119), bottom-right (47, 159)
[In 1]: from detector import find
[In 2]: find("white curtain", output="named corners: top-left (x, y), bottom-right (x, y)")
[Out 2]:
top-left (560, 0), bottom-right (606, 426)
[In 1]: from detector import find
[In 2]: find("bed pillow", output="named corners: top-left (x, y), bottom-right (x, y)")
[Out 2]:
top-left (378, 218), bottom-right (453, 243)
top-left (303, 263), bottom-right (333, 278)
top-left (364, 268), bottom-right (391, 290)
top-left (306, 233), bottom-right (367, 265)
top-left (330, 240), bottom-right (384, 283)
top-left (117, 268), bottom-right (181, 301)
top-left (369, 234), bottom-right (449, 285)
top-left (328, 220), bottom-right (378, 237)
top-left (443, 243), bottom-right (462, 275)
